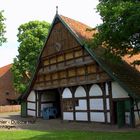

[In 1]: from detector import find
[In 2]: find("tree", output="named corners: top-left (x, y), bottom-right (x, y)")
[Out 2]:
top-left (12, 21), bottom-right (50, 93)
top-left (92, 0), bottom-right (140, 62)
top-left (0, 10), bottom-right (6, 46)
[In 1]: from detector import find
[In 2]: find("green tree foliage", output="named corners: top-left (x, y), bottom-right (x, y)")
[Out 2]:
top-left (92, 0), bottom-right (140, 61)
top-left (12, 21), bottom-right (50, 93)
top-left (0, 10), bottom-right (6, 46)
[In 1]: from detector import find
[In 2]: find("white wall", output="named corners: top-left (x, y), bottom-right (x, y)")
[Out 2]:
top-left (63, 112), bottom-right (73, 120)
top-left (106, 98), bottom-right (110, 110)
top-left (112, 82), bottom-right (129, 99)
top-left (125, 112), bottom-right (131, 125)
top-left (90, 112), bottom-right (105, 122)
top-left (27, 90), bottom-right (36, 117)
top-left (27, 91), bottom-right (35, 101)
top-left (105, 83), bottom-right (109, 95)
top-left (75, 112), bottom-right (88, 121)
top-left (27, 102), bottom-right (35, 110)
top-left (134, 111), bottom-right (140, 125)
top-left (134, 102), bottom-right (140, 110)
top-left (90, 99), bottom-right (103, 110)
top-left (107, 112), bottom-right (110, 123)
top-left (27, 110), bottom-right (35, 116)
top-left (75, 99), bottom-right (87, 110)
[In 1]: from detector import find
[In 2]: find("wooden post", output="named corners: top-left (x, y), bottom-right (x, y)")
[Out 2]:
top-left (71, 87), bottom-right (76, 121)
top-left (130, 98), bottom-right (135, 128)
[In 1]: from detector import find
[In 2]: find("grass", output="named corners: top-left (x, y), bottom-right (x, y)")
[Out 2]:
top-left (0, 130), bottom-right (140, 140)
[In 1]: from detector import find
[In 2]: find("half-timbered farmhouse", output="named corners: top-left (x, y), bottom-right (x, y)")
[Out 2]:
top-left (21, 14), bottom-right (140, 128)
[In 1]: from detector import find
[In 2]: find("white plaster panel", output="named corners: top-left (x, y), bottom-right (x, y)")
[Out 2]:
top-left (107, 112), bottom-right (110, 123)
top-left (105, 83), bottom-right (109, 95)
top-left (27, 102), bottom-right (35, 110)
top-left (63, 112), bottom-right (74, 120)
top-left (106, 98), bottom-right (110, 110)
top-left (89, 84), bottom-right (103, 96)
top-left (75, 86), bottom-right (86, 97)
top-left (36, 101), bottom-right (38, 117)
top-left (125, 112), bottom-right (131, 125)
top-left (27, 110), bottom-right (35, 116)
top-left (134, 111), bottom-right (140, 125)
top-left (134, 102), bottom-right (140, 110)
top-left (112, 82), bottom-right (129, 99)
top-left (27, 91), bottom-right (35, 101)
top-left (90, 99), bottom-right (103, 110)
top-left (62, 88), bottom-right (72, 98)
top-left (75, 112), bottom-right (88, 121)
top-left (90, 112), bottom-right (105, 122)
top-left (75, 99), bottom-right (87, 110)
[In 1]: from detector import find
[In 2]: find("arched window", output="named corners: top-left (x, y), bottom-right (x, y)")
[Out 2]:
top-left (89, 84), bottom-right (103, 96)
top-left (75, 86), bottom-right (86, 97)
top-left (62, 88), bottom-right (72, 98)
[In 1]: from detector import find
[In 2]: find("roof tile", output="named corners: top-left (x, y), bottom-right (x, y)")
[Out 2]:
top-left (0, 64), bottom-right (12, 77)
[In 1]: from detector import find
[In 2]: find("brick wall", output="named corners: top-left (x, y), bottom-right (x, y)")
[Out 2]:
top-left (0, 105), bottom-right (20, 113)
top-left (0, 65), bottom-right (19, 105)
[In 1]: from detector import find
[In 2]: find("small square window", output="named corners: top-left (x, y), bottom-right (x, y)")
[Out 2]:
top-left (5, 92), bottom-right (9, 96)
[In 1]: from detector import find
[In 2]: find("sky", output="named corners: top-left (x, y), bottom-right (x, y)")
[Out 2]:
top-left (0, 0), bottom-right (102, 67)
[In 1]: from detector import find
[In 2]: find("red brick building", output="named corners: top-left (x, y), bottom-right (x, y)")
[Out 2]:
top-left (0, 64), bottom-right (19, 105)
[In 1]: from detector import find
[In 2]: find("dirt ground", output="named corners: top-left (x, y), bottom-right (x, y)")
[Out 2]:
top-left (0, 111), bottom-right (140, 131)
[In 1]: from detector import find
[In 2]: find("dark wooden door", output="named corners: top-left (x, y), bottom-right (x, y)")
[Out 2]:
top-left (117, 101), bottom-right (125, 128)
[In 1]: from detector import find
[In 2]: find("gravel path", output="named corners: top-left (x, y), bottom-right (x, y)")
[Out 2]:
top-left (0, 112), bottom-right (140, 131)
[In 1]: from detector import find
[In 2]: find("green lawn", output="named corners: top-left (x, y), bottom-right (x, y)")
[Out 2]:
top-left (0, 130), bottom-right (140, 140)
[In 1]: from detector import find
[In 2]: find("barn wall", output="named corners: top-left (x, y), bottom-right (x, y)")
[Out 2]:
top-left (62, 83), bottom-right (111, 123)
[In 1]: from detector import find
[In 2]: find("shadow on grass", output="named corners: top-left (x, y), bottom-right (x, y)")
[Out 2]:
top-left (19, 131), bottom-right (140, 140)
top-left (18, 131), bottom-right (111, 140)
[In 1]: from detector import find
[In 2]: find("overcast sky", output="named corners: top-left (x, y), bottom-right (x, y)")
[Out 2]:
top-left (0, 0), bottom-right (101, 67)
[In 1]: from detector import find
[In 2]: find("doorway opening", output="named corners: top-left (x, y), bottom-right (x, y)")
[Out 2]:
top-left (38, 89), bottom-right (61, 119)
top-left (112, 100), bottom-right (126, 128)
